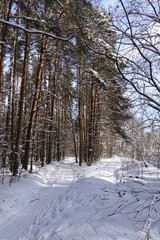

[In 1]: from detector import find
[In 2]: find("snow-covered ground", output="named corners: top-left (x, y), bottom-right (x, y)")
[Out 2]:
top-left (0, 157), bottom-right (160, 240)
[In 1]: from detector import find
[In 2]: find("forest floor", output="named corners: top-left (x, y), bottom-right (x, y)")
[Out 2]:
top-left (0, 157), bottom-right (160, 240)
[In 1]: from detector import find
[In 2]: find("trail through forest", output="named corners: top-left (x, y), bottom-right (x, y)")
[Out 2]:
top-left (1, 157), bottom-right (160, 240)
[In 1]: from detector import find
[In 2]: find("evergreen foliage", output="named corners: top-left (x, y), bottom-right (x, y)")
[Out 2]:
top-left (0, 0), bottom-right (131, 174)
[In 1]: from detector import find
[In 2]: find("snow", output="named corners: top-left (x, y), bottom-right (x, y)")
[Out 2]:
top-left (0, 157), bottom-right (160, 240)
top-left (88, 68), bottom-right (107, 89)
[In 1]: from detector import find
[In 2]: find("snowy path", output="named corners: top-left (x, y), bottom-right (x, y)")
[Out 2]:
top-left (0, 157), bottom-right (160, 240)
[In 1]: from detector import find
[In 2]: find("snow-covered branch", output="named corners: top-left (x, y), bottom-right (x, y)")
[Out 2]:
top-left (0, 19), bottom-right (73, 42)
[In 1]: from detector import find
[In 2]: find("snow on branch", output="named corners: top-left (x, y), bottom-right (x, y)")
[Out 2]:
top-left (88, 68), bottom-right (107, 89)
top-left (0, 19), bottom-right (73, 42)
top-left (55, 0), bottom-right (64, 8)
top-left (0, 41), bottom-right (5, 45)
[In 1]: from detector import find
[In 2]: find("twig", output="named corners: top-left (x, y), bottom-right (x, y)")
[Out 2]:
top-left (91, 224), bottom-right (97, 234)
top-left (89, 195), bottom-right (97, 202)
top-left (30, 198), bottom-right (39, 203)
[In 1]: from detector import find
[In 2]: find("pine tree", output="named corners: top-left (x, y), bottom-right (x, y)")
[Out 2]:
top-left (0, 0), bottom-right (131, 172)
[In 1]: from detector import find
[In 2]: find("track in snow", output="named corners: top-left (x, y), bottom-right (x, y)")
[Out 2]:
top-left (1, 157), bottom-right (160, 240)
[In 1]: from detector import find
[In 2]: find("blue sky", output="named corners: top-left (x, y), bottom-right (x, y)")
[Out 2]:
top-left (101, 0), bottom-right (116, 7)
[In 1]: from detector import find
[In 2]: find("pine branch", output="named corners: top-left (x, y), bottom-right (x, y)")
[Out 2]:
top-left (0, 19), bottom-right (73, 42)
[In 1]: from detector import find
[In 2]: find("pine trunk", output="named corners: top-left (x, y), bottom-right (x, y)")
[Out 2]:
top-left (78, 50), bottom-right (83, 166)
top-left (47, 42), bottom-right (59, 164)
top-left (13, 0), bottom-right (31, 176)
top-left (23, 34), bottom-right (47, 170)
top-left (0, 0), bottom-right (13, 93)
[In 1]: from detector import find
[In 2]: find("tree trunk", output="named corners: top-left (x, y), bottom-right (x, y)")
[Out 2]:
top-left (0, 0), bottom-right (13, 93)
top-left (22, 0), bottom-right (54, 170)
top-left (70, 97), bottom-right (78, 163)
top-left (56, 89), bottom-right (61, 161)
top-left (41, 44), bottom-right (54, 166)
top-left (0, 0), bottom-right (6, 33)
top-left (88, 76), bottom-right (94, 166)
top-left (78, 49), bottom-right (83, 166)
top-left (0, 0), bottom-right (12, 138)
top-left (47, 42), bottom-right (59, 164)
top-left (13, 0), bottom-right (31, 176)
top-left (10, 4), bottom-right (20, 171)
top-left (30, 113), bottom-right (38, 173)
top-left (23, 34), bottom-right (47, 170)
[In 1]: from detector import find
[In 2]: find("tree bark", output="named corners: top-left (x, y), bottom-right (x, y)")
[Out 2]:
top-left (13, 0), bottom-right (31, 176)
top-left (0, 0), bottom-right (13, 93)
top-left (47, 42), bottom-right (59, 164)
top-left (23, 34), bottom-right (47, 170)
top-left (69, 93), bottom-right (78, 163)
top-left (0, 0), bottom-right (6, 33)
top-left (10, 4), bottom-right (20, 171)
top-left (78, 49), bottom-right (83, 166)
